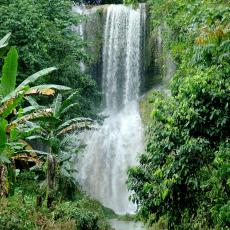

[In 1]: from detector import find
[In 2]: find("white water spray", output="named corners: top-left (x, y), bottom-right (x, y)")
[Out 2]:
top-left (76, 5), bottom-right (145, 214)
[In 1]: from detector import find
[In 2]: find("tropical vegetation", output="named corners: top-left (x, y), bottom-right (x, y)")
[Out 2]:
top-left (0, 1), bottom-right (109, 228)
top-left (0, 0), bottom-right (229, 229)
top-left (0, 28), bottom-right (114, 230)
top-left (127, 0), bottom-right (230, 229)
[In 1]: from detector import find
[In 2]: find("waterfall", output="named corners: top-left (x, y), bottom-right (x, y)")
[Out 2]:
top-left (76, 4), bottom-right (145, 214)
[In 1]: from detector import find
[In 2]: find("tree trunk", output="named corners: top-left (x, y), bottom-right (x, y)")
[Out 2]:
top-left (47, 154), bottom-right (56, 189)
top-left (46, 154), bottom-right (56, 208)
top-left (0, 164), bottom-right (8, 197)
top-left (36, 195), bottom-right (42, 207)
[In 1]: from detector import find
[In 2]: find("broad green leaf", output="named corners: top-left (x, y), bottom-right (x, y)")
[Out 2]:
top-left (8, 108), bottom-right (53, 130)
top-left (0, 155), bottom-right (11, 163)
top-left (53, 94), bottom-right (62, 118)
top-left (21, 106), bottom-right (39, 114)
top-left (62, 90), bottom-right (79, 108)
top-left (10, 128), bottom-right (18, 142)
top-left (57, 122), bottom-right (93, 136)
top-left (23, 97), bottom-right (42, 114)
top-left (25, 84), bottom-right (71, 96)
top-left (16, 67), bottom-right (57, 91)
top-left (26, 135), bottom-right (47, 141)
top-left (57, 117), bottom-right (92, 131)
top-left (162, 188), bottom-right (169, 200)
top-left (28, 84), bottom-right (71, 91)
top-left (0, 32), bottom-right (11, 49)
top-left (25, 149), bottom-right (48, 156)
top-left (25, 96), bottom-right (39, 107)
top-left (0, 91), bottom-right (24, 118)
top-left (0, 119), bottom-right (8, 147)
top-left (0, 86), bottom-right (29, 103)
top-left (1, 47), bottom-right (18, 96)
top-left (60, 103), bottom-right (79, 115)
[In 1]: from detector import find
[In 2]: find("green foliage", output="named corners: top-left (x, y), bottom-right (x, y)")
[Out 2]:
top-left (54, 197), bottom-right (111, 230)
top-left (0, 196), bottom-right (38, 230)
top-left (0, 119), bottom-right (7, 147)
top-left (0, 33), bottom-right (11, 58)
top-left (15, 67), bottom-right (57, 91)
top-left (0, 0), bottom-right (79, 79)
top-left (15, 171), bottom-right (44, 197)
top-left (128, 0), bottom-right (230, 229)
top-left (0, 0), bottom-right (100, 118)
top-left (123, 0), bottom-right (138, 5)
top-left (0, 118), bottom-right (9, 163)
top-left (0, 33), bottom-right (11, 49)
top-left (0, 1), bottom-right (102, 225)
top-left (0, 33), bottom-right (70, 199)
top-left (0, 190), bottom-right (112, 230)
top-left (22, 93), bottom-right (93, 204)
top-left (0, 47), bottom-right (18, 97)
top-left (199, 140), bottom-right (230, 228)
top-left (99, 0), bottom-right (123, 4)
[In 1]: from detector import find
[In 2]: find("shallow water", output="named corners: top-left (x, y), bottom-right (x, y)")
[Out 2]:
top-left (110, 220), bottom-right (147, 230)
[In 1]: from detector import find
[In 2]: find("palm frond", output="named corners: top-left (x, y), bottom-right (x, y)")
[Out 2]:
top-left (25, 84), bottom-right (71, 96)
top-left (25, 88), bottom-right (55, 96)
top-left (1, 86), bottom-right (29, 104)
top-left (62, 90), bottom-right (79, 109)
top-left (0, 91), bottom-right (24, 118)
top-left (8, 108), bottom-right (53, 131)
top-left (53, 94), bottom-right (62, 118)
top-left (0, 33), bottom-right (11, 49)
top-left (26, 135), bottom-right (47, 141)
top-left (29, 84), bottom-right (71, 91)
top-left (16, 67), bottom-right (57, 90)
top-left (57, 117), bottom-right (93, 132)
top-left (25, 96), bottom-right (39, 107)
top-left (22, 106), bottom-right (41, 115)
top-left (60, 103), bottom-right (79, 115)
top-left (57, 120), bottom-right (93, 136)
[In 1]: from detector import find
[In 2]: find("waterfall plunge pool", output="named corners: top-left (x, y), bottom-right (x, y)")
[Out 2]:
top-left (109, 219), bottom-right (147, 230)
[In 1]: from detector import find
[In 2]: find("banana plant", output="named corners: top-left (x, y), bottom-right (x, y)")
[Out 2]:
top-left (0, 33), bottom-right (70, 197)
top-left (0, 48), bottom-right (58, 163)
top-left (0, 33), bottom-right (72, 159)
top-left (0, 33), bottom-right (71, 123)
top-left (26, 91), bottom-right (93, 147)
top-left (0, 32), bottom-right (11, 58)
top-left (23, 92), bottom-right (93, 206)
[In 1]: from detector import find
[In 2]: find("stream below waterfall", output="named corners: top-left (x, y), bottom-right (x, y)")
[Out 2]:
top-left (110, 220), bottom-right (147, 230)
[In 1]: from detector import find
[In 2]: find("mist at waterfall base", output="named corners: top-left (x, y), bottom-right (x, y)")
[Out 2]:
top-left (74, 5), bottom-right (145, 214)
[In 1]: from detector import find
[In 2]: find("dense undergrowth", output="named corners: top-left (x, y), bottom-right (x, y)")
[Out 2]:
top-left (0, 171), bottom-right (115, 230)
top-left (128, 0), bottom-right (230, 229)
top-left (0, 184), bottom-right (113, 230)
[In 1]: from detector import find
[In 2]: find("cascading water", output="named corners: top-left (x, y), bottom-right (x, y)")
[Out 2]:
top-left (76, 4), bottom-right (145, 214)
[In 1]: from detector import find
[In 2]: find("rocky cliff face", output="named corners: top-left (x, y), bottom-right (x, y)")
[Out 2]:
top-left (73, 4), bottom-right (175, 119)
